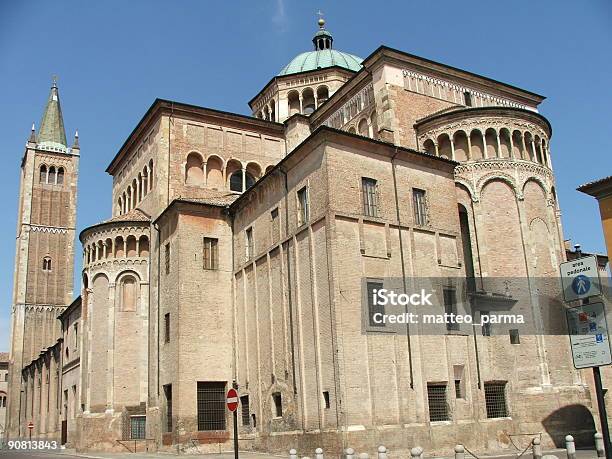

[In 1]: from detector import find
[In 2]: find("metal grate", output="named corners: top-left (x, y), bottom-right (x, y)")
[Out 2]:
top-left (240, 395), bottom-right (250, 426)
top-left (197, 382), bottom-right (226, 431)
top-left (427, 383), bottom-right (449, 421)
top-left (164, 313), bottom-right (170, 343)
top-left (130, 416), bottom-right (146, 440)
top-left (485, 381), bottom-right (508, 418)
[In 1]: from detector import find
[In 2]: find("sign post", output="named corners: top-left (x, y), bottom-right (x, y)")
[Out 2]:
top-left (27, 421), bottom-right (33, 440)
top-left (561, 255), bottom-right (610, 459)
top-left (227, 387), bottom-right (239, 459)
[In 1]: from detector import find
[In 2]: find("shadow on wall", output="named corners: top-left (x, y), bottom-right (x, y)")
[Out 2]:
top-left (542, 404), bottom-right (595, 448)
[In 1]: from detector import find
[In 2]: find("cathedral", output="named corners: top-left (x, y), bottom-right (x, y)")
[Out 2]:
top-left (5, 19), bottom-right (604, 454)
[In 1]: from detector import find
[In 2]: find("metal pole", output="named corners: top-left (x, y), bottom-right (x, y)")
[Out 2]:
top-left (594, 366), bottom-right (612, 459)
top-left (233, 409), bottom-right (239, 459)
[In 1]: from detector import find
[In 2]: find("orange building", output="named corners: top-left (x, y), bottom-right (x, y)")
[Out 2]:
top-left (578, 176), bottom-right (612, 257)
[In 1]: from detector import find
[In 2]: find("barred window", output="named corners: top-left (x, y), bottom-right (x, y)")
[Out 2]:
top-left (367, 281), bottom-right (384, 327)
top-left (164, 384), bottom-right (172, 433)
top-left (443, 288), bottom-right (459, 331)
top-left (427, 382), bottom-right (449, 422)
top-left (130, 415), bottom-right (146, 440)
top-left (413, 189), bottom-right (428, 226)
top-left (246, 228), bottom-right (253, 260)
top-left (484, 381), bottom-right (508, 418)
top-left (509, 329), bottom-right (520, 344)
top-left (297, 187), bottom-right (309, 226)
top-left (164, 243), bottom-right (170, 274)
top-left (203, 237), bottom-right (219, 270)
top-left (164, 313), bottom-right (170, 343)
top-left (362, 177), bottom-right (378, 217)
top-left (240, 395), bottom-right (250, 426)
top-left (197, 382), bottom-right (226, 431)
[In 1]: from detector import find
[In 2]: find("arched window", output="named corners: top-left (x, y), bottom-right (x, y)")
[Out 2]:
top-left (57, 167), bottom-right (64, 184)
top-left (121, 275), bottom-right (138, 312)
top-left (40, 165), bottom-right (47, 183)
top-left (302, 88), bottom-right (315, 115)
top-left (229, 170), bottom-right (255, 192)
top-left (148, 159), bottom-right (154, 191)
top-left (48, 166), bottom-right (56, 184)
top-left (42, 256), bottom-right (52, 271)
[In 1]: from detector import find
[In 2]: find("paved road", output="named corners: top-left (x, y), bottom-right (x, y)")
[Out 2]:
top-left (0, 448), bottom-right (601, 459)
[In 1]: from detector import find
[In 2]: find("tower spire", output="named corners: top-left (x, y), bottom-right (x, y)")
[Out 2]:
top-left (37, 76), bottom-right (67, 151)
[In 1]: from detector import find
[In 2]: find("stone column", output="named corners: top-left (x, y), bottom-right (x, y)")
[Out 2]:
top-left (467, 135), bottom-right (472, 160)
top-left (299, 96), bottom-right (303, 114)
top-left (482, 131), bottom-right (488, 159)
top-left (107, 282), bottom-right (116, 412)
top-left (509, 135), bottom-right (515, 159)
top-left (450, 138), bottom-right (456, 161)
top-left (241, 167), bottom-right (247, 192)
top-left (496, 132), bottom-right (501, 157)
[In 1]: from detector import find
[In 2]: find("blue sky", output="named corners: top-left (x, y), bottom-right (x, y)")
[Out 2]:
top-left (0, 1), bottom-right (610, 350)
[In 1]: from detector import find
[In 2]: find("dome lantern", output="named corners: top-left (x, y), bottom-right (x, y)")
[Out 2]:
top-left (313, 18), bottom-right (333, 51)
top-left (277, 17), bottom-right (363, 76)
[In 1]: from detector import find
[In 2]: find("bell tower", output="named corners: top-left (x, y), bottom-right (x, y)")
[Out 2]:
top-left (6, 79), bottom-right (79, 437)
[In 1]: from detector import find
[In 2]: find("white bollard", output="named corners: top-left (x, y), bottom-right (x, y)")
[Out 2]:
top-left (595, 433), bottom-right (605, 458)
top-left (378, 445), bottom-right (388, 459)
top-left (565, 435), bottom-right (575, 459)
top-left (290, 449), bottom-right (298, 459)
top-left (345, 448), bottom-right (355, 459)
top-left (315, 448), bottom-right (324, 459)
top-left (359, 453), bottom-right (369, 459)
top-left (455, 445), bottom-right (465, 459)
top-left (411, 446), bottom-right (424, 459)
top-left (532, 438), bottom-right (542, 459)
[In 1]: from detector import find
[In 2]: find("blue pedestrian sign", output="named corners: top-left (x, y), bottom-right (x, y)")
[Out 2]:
top-left (572, 275), bottom-right (591, 296)
top-left (560, 256), bottom-right (601, 303)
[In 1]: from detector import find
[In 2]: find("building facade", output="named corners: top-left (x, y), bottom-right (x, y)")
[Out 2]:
top-left (6, 19), bottom-right (608, 455)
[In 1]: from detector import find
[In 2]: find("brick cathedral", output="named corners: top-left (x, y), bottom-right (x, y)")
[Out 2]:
top-left (5, 19), bottom-right (604, 454)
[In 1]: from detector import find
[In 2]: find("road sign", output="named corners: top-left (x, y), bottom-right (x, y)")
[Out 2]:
top-left (560, 255), bottom-right (601, 302)
top-left (27, 421), bottom-right (34, 430)
top-left (226, 388), bottom-right (239, 412)
top-left (566, 302), bottom-right (612, 369)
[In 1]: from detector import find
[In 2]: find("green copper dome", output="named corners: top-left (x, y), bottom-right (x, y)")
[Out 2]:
top-left (278, 18), bottom-right (363, 76)
top-left (279, 49), bottom-right (363, 76)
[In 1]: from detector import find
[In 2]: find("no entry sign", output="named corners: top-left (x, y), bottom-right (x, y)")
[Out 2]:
top-left (27, 421), bottom-right (34, 430)
top-left (226, 388), bottom-right (239, 412)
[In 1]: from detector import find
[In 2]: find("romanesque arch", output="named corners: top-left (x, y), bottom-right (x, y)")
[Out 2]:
top-left (480, 179), bottom-right (526, 277)
top-left (206, 155), bottom-right (224, 189)
top-left (185, 152), bottom-right (204, 186)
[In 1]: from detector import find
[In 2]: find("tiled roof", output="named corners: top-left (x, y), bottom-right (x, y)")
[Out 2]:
top-left (0, 352), bottom-right (9, 362)
top-left (176, 189), bottom-right (239, 207)
top-left (103, 208), bottom-right (151, 224)
top-left (577, 176), bottom-right (612, 191)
